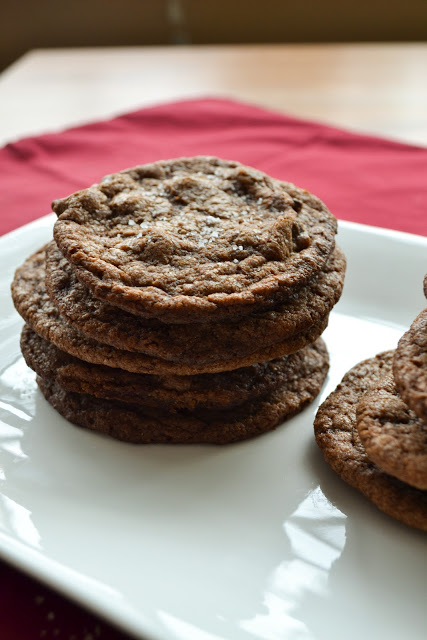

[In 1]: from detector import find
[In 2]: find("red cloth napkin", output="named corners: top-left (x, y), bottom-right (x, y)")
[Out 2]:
top-left (1, 97), bottom-right (426, 640)
top-left (1, 97), bottom-right (426, 236)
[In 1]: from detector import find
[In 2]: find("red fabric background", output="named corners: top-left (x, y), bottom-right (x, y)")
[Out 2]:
top-left (0, 98), bottom-right (426, 640)
top-left (1, 97), bottom-right (426, 236)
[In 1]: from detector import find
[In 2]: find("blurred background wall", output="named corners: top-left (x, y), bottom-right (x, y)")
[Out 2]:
top-left (2, 0), bottom-right (427, 72)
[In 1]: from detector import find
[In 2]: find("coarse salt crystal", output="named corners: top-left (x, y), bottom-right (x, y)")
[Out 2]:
top-left (128, 219), bottom-right (136, 226)
top-left (233, 259), bottom-right (239, 263)
top-left (136, 232), bottom-right (142, 238)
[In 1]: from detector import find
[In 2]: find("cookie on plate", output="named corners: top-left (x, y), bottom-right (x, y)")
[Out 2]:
top-left (356, 375), bottom-right (427, 490)
top-left (21, 324), bottom-right (329, 412)
top-left (37, 336), bottom-right (328, 444)
top-left (393, 308), bottom-right (427, 423)
top-left (12, 247), bottom-right (329, 375)
top-left (314, 351), bottom-right (427, 531)
top-left (45, 240), bottom-right (345, 367)
top-left (52, 156), bottom-right (338, 323)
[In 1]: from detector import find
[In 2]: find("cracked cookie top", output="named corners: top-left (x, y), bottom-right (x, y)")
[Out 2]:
top-left (53, 156), bottom-right (337, 323)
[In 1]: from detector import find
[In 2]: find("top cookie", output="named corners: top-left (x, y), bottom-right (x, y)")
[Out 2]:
top-left (53, 157), bottom-right (337, 323)
top-left (356, 375), bottom-right (427, 490)
top-left (393, 308), bottom-right (427, 422)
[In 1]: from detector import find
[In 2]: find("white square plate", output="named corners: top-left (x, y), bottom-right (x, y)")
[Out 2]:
top-left (0, 217), bottom-right (426, 640)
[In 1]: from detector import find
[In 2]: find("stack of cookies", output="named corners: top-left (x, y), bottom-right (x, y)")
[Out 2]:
top-left (314, 284), bottom-right (427, 531)
top-left (12, 157), bottom-right (346, 444)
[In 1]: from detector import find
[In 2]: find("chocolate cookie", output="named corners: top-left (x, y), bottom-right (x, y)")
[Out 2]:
top-left (37, 341), bottom-right (327, 444)
top-left (11, 247), bottom-right (329, 375)
top-left (314, 351), bottom-right (427, 531)
top-left (52, 157), bottom-right (337, 323)
top-left (21, 324), bottom-right (329, 411)
top-left (393, 308), bottom-right (427, 423)
top-left (356, 375), bottom-right (427, 490)
top-left (45, 240), bottom-right (345, 366)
